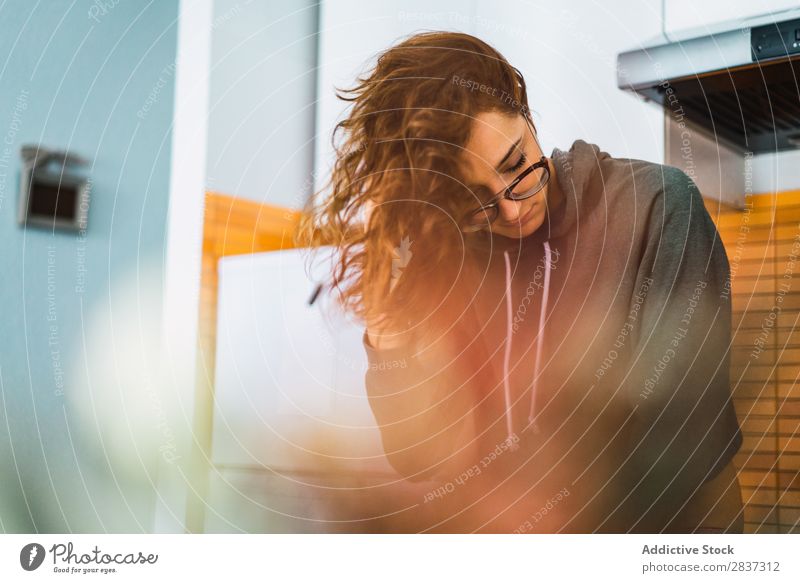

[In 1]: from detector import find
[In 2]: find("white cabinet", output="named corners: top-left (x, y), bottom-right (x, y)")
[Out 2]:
top-left (207, 247), bottom-right (438, 532)
top-left (211, 247), bottom-right (393, 475)
top-left (664, 0), bottom-right (799, 38)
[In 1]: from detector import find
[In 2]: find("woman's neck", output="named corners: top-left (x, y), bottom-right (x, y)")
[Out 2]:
top-left (545, 157), bottom-right (564, 215)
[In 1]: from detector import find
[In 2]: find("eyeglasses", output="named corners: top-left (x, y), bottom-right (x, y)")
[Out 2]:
top-left (460, 118), bottom-right (550, 233)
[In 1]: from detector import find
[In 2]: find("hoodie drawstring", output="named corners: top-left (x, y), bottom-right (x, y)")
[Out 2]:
top-left (528, 240), bottom-right (552, 434)
top-left (502, 250), bottom-right (516, 450)
top-left (501, 240), bottom-right (553, 447)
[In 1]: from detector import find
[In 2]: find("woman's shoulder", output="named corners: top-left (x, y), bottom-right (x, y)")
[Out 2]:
top-left (556, 139), bottom-right (692, 200)
top-left (550, 139), bottom-right (703, 240)
top-left (582, 141), bottom-right (699, 214)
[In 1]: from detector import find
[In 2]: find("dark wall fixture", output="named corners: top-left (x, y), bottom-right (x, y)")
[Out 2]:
top-left (17, 145), bottom-right (90, 231)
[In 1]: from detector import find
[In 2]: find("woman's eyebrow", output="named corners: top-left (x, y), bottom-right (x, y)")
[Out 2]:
top-left (494, 135), bottom-right (523, 171)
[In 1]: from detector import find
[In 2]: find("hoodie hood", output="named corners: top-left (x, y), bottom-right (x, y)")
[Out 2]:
top-left (533, 138), bottom-right (606, 242)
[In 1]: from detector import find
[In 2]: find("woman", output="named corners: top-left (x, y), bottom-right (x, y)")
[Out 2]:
top-left (297, 31), bottom-right (744, 534)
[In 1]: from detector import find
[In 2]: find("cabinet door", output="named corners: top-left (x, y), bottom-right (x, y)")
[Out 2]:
top-left (212, 248), bottom-right (391, 473)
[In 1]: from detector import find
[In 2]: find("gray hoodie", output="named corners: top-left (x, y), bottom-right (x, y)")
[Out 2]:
top-left (362, 139), bottom-right (743, 533)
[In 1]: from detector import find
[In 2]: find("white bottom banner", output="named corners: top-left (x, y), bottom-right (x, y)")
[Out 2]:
top-left (1, 534), bottom-right (797, 582)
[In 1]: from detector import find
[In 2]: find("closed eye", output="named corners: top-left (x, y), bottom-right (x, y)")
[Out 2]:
top-left (505, 153), bottom-right (527, 174)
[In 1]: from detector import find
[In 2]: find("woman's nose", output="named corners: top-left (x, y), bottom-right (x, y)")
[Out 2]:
top-left (496, 198), bottom-right (524, 223)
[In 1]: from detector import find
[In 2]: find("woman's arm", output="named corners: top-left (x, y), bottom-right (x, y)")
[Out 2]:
top-left (603, 165), bottom-right (743, 532)
top-left (362, 328), bottom-right (478, 483)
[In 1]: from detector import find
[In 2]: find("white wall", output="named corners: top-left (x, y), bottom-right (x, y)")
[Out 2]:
top-left (752, 150), bottom-right (800, 195)
top-left (206, 0), bottom-right (319, 206)
top-left (470, 0), bottom-right (664, 163)
top-left (313, 0), bottom-right (475, 190)
top-left (314, 0), bottom-right (666, 190)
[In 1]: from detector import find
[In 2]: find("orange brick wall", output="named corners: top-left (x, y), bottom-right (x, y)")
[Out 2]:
top-left (708, 191), bottom-right (800, 533)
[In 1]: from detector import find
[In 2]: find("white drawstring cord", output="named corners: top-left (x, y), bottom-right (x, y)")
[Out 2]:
top-left (502, 250), bottom-right (518, 451)
top-left (527, 240), bottom-right (552, 434)
top-left (502, 240), bottom-right (552, 445)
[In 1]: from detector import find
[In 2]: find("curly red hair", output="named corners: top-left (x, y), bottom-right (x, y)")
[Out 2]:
top-left (296, 30), bottom-right (533, 349)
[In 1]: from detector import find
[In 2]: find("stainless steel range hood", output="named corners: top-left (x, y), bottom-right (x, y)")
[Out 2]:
top-left (617, 8), bottom-right (800, 154)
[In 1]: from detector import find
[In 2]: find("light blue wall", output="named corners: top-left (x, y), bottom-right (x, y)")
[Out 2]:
top-left (0, 1), bottom-right (179, 532)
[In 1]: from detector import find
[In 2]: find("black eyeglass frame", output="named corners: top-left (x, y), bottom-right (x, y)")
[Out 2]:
top-left (460, 117), bottom-right (550, 233)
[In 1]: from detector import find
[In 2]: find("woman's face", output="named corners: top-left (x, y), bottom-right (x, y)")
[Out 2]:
top-left (460, 110), bottom-right (554, 239)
